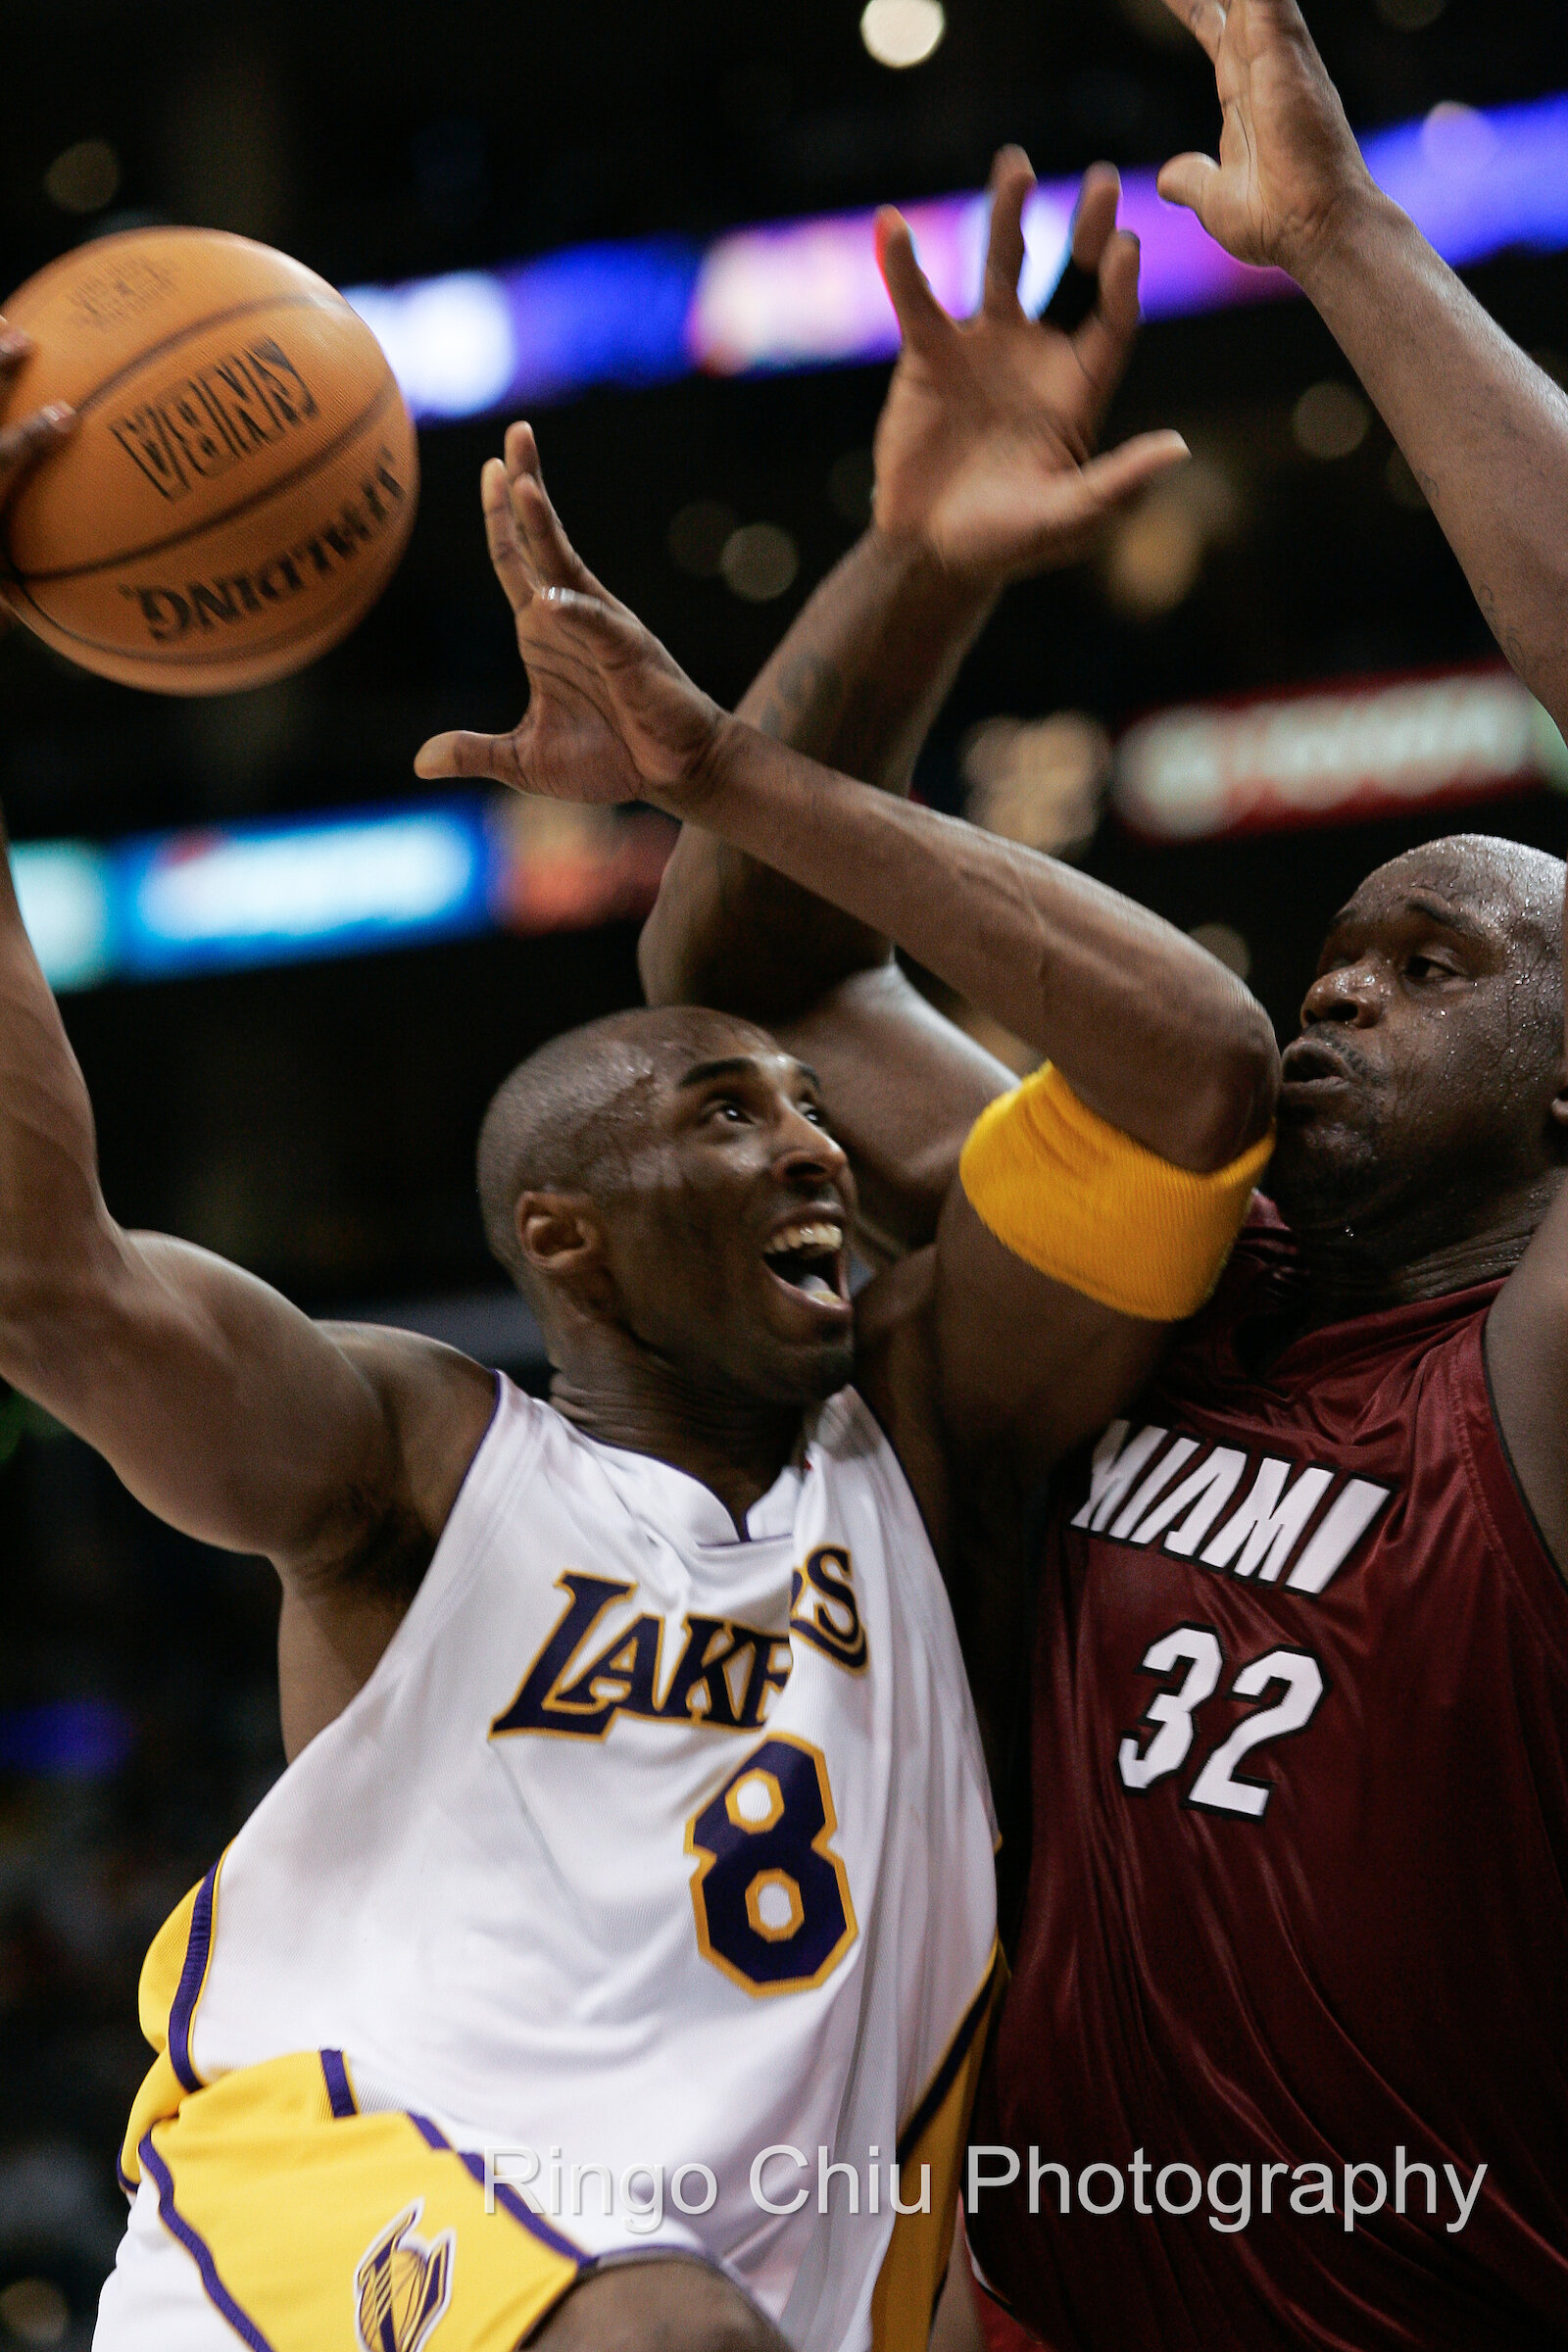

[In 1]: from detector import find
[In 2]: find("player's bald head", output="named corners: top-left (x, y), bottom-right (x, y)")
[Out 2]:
top-left (1276, 829), bottom-right (1568, 1243)
top-left (477, 1004), bottom-right (782, 1285)
top-left (1357, 832), bottom-right (1564, 967)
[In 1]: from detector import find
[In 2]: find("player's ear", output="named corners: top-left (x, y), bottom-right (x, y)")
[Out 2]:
top-left (515, 1191), bottom-right (615, 1308)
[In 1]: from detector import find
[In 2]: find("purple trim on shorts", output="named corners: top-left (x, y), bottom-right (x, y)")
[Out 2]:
top-left (116, 2148), bottom-right (136, 2200)
top-left (407, 2114), bottom-right (588, 2268)
top-left (139, 2133), bottom-right (277, 2352)
top-left (320, 2048), bottom-right (357, 2119)
top-left (168, 1864), bottom-right (219, 2094)
top-left (896, 1947), bottom-right (1000, 2166)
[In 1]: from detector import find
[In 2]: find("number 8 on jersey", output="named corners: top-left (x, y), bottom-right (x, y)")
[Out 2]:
top-left (686, 1735), bottom-right (858, 1995)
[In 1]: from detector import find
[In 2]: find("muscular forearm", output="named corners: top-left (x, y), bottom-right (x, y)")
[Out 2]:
top-left (639, 528), bottom-right (994, 1016)
top-left (680, 722), bottom-right (1277, 1168)
top-left (1297, 190), bottom-right (1568, 730)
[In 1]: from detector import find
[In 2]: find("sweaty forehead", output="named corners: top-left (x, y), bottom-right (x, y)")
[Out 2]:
top-left (1328, 837), bottom-right (1563, 959)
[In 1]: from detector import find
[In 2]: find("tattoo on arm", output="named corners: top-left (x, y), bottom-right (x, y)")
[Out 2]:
top-left (758, 650), bottom-right (848, 746)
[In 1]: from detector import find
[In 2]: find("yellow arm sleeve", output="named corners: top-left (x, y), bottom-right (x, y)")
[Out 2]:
top-left (958, 1061), bottom-right (1274, 1321)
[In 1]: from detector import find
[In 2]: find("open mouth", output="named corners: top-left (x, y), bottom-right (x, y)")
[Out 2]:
top-left (761, 1217), bottom-right (849, 1308)
top-left (1281, 1040), bottom-right (1353, 1088)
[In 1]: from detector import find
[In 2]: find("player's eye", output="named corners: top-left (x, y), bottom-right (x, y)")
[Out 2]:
top-left (1406, 952), bottom-right (1458, 981)
top-left (705, 1095), bottom-right (751, 1125)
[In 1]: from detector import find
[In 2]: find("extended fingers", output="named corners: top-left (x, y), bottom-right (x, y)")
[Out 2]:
top-left (875, 208), bottom-right (950, 358)
top-left (0, 321), bottom-right (32, 391)
top-left (1069, 164), bottom-right (1122, 272)
top-left (0, 320), bottom-right (76, 492)
top-left (1158, 0), bottom-right (1226, 60)
top-left (1069, 227), bottom-right (1144, 400)
top-left (981, 147), bottom-right (1034, 318)
top-left (0, 402), bottom-right (74, 483)
top-left (504, 420), bottom-right (604, 595)
top-left (481, 456), bottom-right (537, 615)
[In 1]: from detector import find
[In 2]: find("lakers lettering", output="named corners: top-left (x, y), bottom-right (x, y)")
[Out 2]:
top-left (110, 337), bottom-right (319, 501)
top-left (789, 1545), bottom-right (867, 1671)
top-left (493, 1550), bottom-right (871, 1743)
top-left (118, 451), bottom-right (408, 642)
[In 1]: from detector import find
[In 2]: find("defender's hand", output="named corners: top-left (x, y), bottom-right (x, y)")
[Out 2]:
top-left (871, 149), bottom-right (1188, 583)
top-left (415, 425), bottom-right (723, 808)
top-left (1155, 0), bottom-right (1376, 277)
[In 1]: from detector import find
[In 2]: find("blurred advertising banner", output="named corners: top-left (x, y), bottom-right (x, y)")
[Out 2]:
top-left (1113, 667), bottom-right (1568, 842)
top-left (12, 800), bottom-right (674, 994)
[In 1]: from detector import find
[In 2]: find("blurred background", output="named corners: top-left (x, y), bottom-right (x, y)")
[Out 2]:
top-left (1, 0), bottom-right (1566, 2332)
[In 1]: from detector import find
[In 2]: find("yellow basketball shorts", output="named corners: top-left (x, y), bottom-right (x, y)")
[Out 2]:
top-left (101, 2048), bottom-right (589, 2352)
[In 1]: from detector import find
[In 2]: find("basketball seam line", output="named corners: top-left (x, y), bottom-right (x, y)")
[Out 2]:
top-left (2, 490), bottom-right (416, 667)
top-left (5, 374), bottom-right (403, 584)
top-left (69, 293), bottom-right (344, 426)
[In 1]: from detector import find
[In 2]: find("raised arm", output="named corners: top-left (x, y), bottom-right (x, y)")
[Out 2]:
top-left (418, 455), bottom-right (1276, 1166)
top-left (1156, 0), bottom-right (1568, 732)
top-left (1157, 0), bottom-right (1568, 1569)
top-left (636, 154), bottom-right (1188, 1243)
top-left (641, 151), bottom-right (1186, 1016)
top-left (0, 827), bottom-right (493, 1753)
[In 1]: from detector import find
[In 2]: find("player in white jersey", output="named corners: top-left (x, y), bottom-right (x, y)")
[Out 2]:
top-left (0, 171), bottom-right (1275, 2352)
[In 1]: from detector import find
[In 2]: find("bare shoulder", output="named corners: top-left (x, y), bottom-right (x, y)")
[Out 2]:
top-left (315, 1324), bottom-right (501, 1556)
top-left (277, 1327), bottom-right (500, 1761)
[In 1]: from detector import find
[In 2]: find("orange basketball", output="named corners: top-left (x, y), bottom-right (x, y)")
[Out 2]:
top-left (0, 226), bottom-right (418, 694)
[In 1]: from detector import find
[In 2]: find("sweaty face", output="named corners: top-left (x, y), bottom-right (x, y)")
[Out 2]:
top-left (1272, 843), bottom-right (1564, 1240)
top-left (598, 1044), bottom-right (858, 1406)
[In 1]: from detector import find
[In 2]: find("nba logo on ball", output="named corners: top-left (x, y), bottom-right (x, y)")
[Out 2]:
top-left (354, 2200), bottom-right (454, 2352)
top-left (0, 226), bottom-right (418, 694)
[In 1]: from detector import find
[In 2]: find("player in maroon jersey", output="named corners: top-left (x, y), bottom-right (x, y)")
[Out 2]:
top-left (641, 4), bottom-right (1568, 2346)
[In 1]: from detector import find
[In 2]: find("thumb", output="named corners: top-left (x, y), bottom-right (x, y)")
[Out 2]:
top-left (1156, 152), bottom-right (1221, 224)
top-left (414, 728), bottom-right (519, 784)
top-left (1074, 430), bottom-right (1190, 514)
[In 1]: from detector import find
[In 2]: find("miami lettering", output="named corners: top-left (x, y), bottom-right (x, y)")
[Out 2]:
top-left (1074, 1420), bottom-right (1391, 1596)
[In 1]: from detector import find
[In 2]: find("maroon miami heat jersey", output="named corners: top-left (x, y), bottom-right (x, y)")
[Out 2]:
top-left (969, 1203), bottom-right (1568, 2352)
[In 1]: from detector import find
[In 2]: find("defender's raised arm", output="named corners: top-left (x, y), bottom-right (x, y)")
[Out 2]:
top-left (1157, 0), bottom-right (1568, 734)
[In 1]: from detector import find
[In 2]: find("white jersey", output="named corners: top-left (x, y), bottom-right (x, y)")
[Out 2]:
top-left (102, 1378), bottom-right (998, 2352)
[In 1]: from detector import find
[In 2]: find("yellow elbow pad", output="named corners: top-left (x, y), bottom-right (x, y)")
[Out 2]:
top-left (958, 1061), bottom-right (1274, 1321)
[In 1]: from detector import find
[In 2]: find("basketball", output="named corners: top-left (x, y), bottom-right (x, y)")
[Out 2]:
top-left (0, 226), bottom-right (417, 694)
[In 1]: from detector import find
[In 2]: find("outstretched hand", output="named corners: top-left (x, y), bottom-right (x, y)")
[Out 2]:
top-left (415, 425), bottom-right (724, 808)
top-left (870, 148), bottom-right (1189, 582)
top-left (1155, 0), bottom-right (1375, 276)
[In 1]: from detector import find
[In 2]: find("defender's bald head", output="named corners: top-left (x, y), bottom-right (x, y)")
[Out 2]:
top-left (477, 1004), bottom-right (781, 1285)
top-left (1349, 834), bottom-right (1565, 974)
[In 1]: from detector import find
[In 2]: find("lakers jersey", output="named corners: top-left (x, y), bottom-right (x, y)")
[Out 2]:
top-left (100, 1378), bottom-right (999, 2352)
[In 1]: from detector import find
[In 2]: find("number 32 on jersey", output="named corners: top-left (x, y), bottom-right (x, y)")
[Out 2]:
top-left (685, 1735), bottom-right (858, 1995)
top-left (1117, 1624), bottom-right (1327, 1819)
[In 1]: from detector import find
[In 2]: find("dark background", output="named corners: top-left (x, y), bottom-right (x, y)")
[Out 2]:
top-left (0, 0), bottom-right (1563, 2330)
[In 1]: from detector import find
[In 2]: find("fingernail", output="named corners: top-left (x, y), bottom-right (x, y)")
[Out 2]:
top-left (43, 403), bottom-right (74, 427)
